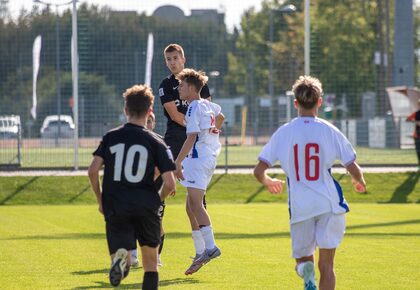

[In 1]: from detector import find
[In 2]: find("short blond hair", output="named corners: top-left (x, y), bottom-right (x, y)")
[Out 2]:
top-left (164, 43), bottom-right (184, 58)
top-left (122, 84), bottom-right (154, 118)
top-left (177, 68), bottom-right (208, 93)
top-left (292, 75), bottom-right (323, 109)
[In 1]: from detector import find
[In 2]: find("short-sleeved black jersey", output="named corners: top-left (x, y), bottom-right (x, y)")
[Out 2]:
top-left (159, 74), bottom-right (210, 134)
top-left (93, 123), bottom-right (175, 216)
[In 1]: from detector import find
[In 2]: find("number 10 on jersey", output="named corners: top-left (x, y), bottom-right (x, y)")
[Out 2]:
top-left (293, 143), bottom-right (320, 181)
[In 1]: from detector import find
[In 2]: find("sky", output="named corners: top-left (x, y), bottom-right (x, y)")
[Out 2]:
top-left (9, 0), bottom-right (264, 31)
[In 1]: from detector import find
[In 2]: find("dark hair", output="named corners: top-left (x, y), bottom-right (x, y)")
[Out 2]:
top-left (292, 75), bottom-right (323, 109)
top-left (122, 85), bottom-right (154, 118)
top-left (164, 43), bottom-right (184, 57)
top-left (177, 68), bottom-right (208, 93)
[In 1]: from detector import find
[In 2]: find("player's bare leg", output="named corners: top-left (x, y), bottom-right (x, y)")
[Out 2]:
top-left (186, 200), bottom-right (200, 230)
top-left (318, 248), bottom-right (336, 290)
top-left (185, 187), bottom-right (221, 275)
top-left (141, 245), bottom-right (159, 290)
top-left (187, 188), bottom-right (211, 226)
top-left (186, 199), bottom-right (205, 257)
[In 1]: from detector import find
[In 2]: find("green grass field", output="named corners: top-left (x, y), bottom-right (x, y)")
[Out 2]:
top-left (1, 146), bottom-right (417, 168)
top-left (1, 203), bottom-right (419, 289)
top-left (0, 172), bottom-right (419, 289)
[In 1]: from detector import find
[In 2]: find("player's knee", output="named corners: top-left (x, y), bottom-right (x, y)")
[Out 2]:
top-left (318, 260), bottom-right (334, 277)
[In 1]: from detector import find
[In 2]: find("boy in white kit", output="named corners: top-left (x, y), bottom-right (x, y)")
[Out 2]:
top-left (254, 75), bottom-right (366, 290)
top-left (174, 68), bottom-right (225, 275)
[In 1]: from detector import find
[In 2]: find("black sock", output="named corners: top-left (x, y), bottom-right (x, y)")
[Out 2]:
top-left (158, 234), bottom-right (165, 255)
top-left (142, 271), bottom-right (158, 290)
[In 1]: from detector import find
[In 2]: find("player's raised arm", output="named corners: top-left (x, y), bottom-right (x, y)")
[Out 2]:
top-left (163, 101), bottom-right (186, 127)
top-left (215, 112), bottom-right (225, 129)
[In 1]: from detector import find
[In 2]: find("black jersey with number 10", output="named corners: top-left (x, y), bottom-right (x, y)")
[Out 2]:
top-left (93, 123), bottom-right (175, 216)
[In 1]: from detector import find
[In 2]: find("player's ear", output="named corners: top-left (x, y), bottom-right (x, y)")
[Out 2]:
top-left (123, 106), bottom-right (128, 117)
top-left (317, 97), bottom-right (323, 108)
top-left (293, 99), bottom-right (298, 109)
top-left (182, 56), bottom-right (186, 65)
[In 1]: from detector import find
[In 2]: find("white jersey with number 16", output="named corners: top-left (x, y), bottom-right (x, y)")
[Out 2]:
top-left (258, 117), bottom-right (356, 224)
top-left (185, 99), bottom-right (222, 158)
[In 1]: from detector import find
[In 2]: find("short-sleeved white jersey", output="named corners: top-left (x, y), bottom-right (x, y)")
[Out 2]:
top-left (258, 116), bottom-right (356, 224)
top-left (185, 99), bottom-right (222, 158)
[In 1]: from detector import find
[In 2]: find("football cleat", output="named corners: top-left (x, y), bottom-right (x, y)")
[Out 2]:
top-left (109, 248), bottom-right (129, 287)
top-left (184, 246), bottom-right (221, 275)
top-left (303, 262), bottom-right (317, 290)
top-left (185, 254), bottom-right (204, 275)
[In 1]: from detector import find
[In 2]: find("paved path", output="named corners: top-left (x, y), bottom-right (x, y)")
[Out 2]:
top-left (0, 166), bottom-right (418, 176)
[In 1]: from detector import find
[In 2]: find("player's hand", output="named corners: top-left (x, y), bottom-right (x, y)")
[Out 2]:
top-left (352, 178), bottom-right (366, 193)
top-left (169, 190), bottom-right (176, 197)
top-left (175, 163), bottom-right (184, 181)
top-left (98, 202), bottom-right (104, 215)
top-left (264, 177), bottom-right (285, 194)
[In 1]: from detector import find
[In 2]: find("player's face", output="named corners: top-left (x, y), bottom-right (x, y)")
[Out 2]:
top-left (165, 51), bottom-right (185, 75)
top-left (178, 81), bottom-right (189, 100)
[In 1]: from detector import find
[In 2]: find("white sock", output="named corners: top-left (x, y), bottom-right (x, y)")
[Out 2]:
top-left (296, 262), bottom-right (306, 278)
top-left (200, 225), bottom-right (216, 250)
top-left (192, 230), bottom-right (205, 255)
top-left (131, 249), bottom-right (138, 260)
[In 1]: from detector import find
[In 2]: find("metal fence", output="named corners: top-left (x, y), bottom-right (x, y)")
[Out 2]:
top-left (0, 0), bottom-right (419, 169)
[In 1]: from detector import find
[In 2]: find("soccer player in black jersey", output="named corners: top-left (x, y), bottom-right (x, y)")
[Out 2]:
top-left (88, 85), bottom-right (176, 289)
top-left (130, 112), bottom-right (167, 268)
top-left (158, 43), bottom-right (211, 260)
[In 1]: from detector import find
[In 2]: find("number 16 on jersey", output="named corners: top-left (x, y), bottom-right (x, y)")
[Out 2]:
top-left (293, 143), bottom-right (320, 181)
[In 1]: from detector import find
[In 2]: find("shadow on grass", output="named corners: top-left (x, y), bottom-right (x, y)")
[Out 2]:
top-left (5, 218), bottom-right (420, 241)
top-left (386, 172), bottom-right (420, 203)
top-left (72, 268), bottom-right (108, 275)
top-left (207, 174), bottom-right (225, 192)
top-left (69, 185), bottom-right (91, 202)
top-left (72, 278), bottom-right (199, 289)
top-left (347, 218), bottom-right (420, 230)
top-left (0, 176), bottom-right (39, 205)
top-left (245, 173), bottom-right (280, 204)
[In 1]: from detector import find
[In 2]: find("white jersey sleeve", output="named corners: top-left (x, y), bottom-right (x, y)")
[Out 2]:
top-left (334, 130), bottom-right (356, 166)
top-left (186, 102), bottom-right (200, 134)
top-left (258, 129), bottom-right (281, 167)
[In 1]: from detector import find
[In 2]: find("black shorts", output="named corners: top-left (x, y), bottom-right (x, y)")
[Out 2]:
top-left (158, 201), bottom-right (166, 220)
top-left (164, 132), bottom-right (186, 160)
top-left (105, 214), bottom-right (161, 255)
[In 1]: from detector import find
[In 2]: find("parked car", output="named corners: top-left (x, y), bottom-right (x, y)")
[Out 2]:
top-left (40, 115), bottom-right (74, 138)
top-left (0, 115), bottom-right (20, 139)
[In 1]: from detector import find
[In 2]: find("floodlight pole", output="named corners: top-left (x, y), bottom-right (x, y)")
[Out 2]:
top-left (72, 0), bottom-right (79, 170)
top-left (304, 0), bottom-right (310, 75)
top-left (268, 4), bottom-right (297, 133)
top-left (55, 4), bottom-right (61, 146)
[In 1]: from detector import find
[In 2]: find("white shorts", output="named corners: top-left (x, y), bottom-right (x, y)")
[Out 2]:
top-left (180, 156), bottom-right (216, 191)
top-left (290, 212), bottom-right (346, 259)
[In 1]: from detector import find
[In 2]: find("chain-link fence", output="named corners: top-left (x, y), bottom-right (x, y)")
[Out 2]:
top-left (1, 0), bottom-right (419, 169)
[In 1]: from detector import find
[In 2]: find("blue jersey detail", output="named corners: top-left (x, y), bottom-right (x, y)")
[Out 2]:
top-left (287, 177), bottom-right (291, 220)
top-left (328, 169), bottom-right (350, 212)
top-left (191, 135), bottom-right (199, 158)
